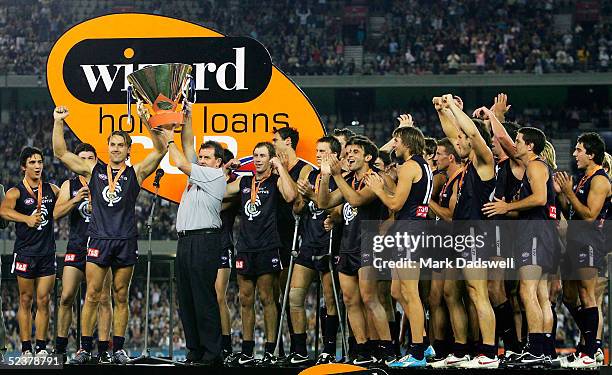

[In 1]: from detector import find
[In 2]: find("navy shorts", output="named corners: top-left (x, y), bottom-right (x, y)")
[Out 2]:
top-left (235, 249), bottom-right (283, 277)
top-left (86, 237), bottom-right (138, 269)
top-left (220, 247), bottom-right (233, 269)
top-left (12, 253), bottom-right (56, 279)
top-left (63, 249), bottom-right (87, 272)
top-left (295, 246), bottom-right (332, 273)
top-left (568, 241), bottom-right (606, 276)
top-left (335, 252), bottom-right (362, 277)
top-left (513, 234), bottom-right (554, 273)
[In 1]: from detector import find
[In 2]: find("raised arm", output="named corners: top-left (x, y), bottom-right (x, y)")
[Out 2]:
top-left (54, 180), bottom-right (88, 219)
top-left (134, 114), bottom-right (168, 185)
top-left (434, 97), bottom-right (461, 142)
top-left (52, 107), bottom-right (95, 177)
top-left (479, 106), bottom-right (518, 160)
top-left (444, 94), bottom-right (493, 165)
top-left (0, 187), bottom-right (40, 227)
top-left (180, 102), bottom-right (197, 163)
top-left (380, 114), bottom-right (413, 152)
top-left (490, 93), bottom-right (511, 124)
top-left (160, 126), bottom-right (193, 176)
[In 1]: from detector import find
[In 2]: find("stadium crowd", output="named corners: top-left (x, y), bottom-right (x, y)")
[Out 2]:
top-left (0, 0), bottom-right (611, 76)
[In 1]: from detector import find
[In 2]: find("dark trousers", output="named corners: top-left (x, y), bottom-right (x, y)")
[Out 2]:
top-left (176, 231), bottom-right (222, 359)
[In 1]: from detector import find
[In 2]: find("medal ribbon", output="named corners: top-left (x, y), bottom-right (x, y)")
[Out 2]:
top-left (575, 166), bottom-right (603, 193)
top-left (23, 178), bottom-right (42, 213)
top-left (78, 175), bottom-right (92, 212)
top-left (106, 164), bottom-right (127, 198)
top-left (251, 170), bottom-right (271, 204)
top-left (351, 168), bottom-right (371, 191)
top-left (456, 160), bottom-right (471, 203)
top-left (439, 167), bottom-right (463, 204)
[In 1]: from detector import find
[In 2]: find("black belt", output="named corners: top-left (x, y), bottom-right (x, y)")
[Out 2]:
top-left (177, 228), bottom-right (221, 238)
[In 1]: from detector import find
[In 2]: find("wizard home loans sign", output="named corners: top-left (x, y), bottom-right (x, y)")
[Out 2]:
top-left (47, 13), bottom-right (324, 202)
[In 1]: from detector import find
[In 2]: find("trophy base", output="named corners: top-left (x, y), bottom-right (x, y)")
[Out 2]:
top-left (149, 111), bottom-right (184, 129)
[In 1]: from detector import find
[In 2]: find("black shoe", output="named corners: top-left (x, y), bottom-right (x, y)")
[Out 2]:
top-left (69, 349), bottom-right (92, 365)
top-left (185, 350), bottom-right (203, 365)
top-left (195, 356), bottom-right (223, 367)
top-left (226, 352), bottom-right (256, 367)
top-left (282, 352), bottom-right (312, 367)
top-left (97, 351), bottom-right (112, 364)
top-left (316, 352), bottom-right (336, 364)
top-left (112, 349), bottom-right (130, 365)
top-left (505, 352), bottom-right (546, 368)
top-left (351, 353), bottom-right (376, 366)
top-left (257, 352), bottom-right (278, 366)
top-left (222, 349), bottom-right (233, 360)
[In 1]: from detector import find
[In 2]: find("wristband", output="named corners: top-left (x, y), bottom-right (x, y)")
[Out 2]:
top-left (167, 140), bottom-right (175, 146)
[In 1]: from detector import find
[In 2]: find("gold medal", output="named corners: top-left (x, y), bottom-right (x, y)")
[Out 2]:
top-left (106, 164), bottom-right (126, 201)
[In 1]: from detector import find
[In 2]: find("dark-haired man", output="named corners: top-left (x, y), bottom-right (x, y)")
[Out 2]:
top-left (285, 136), bottom-right (342, 365)
top-left (0, 147), bottom-right (60, 357)
top-left (225, 142), bottom-right (297, 366)
top-left (52, 105), bottom-right (167, 364)
top-left (484, 127), bottom-right (558, 368)
top-left (332, 128), bottom-right (356, 172)
top-left (428, 137), bottom-right (463, 367)
top-left (436, 94), bottom-right (498, 368)
top-left (318, 136), bottom-right (392, 366)
top-left (271, 127), bottom-right (312, 357)
top-left (219, 148), bottom-right (241, 359)
top-left (482, 103), bottom-right (525, 359)
top-left (555, 132), bottom-right (610, 368)
top-left (160, 104), bottom-right (228, 365)
top-left (53, 143), bottom-right (113, 363)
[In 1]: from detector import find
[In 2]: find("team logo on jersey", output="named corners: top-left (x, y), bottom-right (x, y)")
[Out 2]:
top-left (102, 185), bottom-right (122, 207)
top-left (98, 173), bottom-right (108, 181)
top-left (244, 196), bottom-right (262, 221)
top-left (77, 200), bottom-right (92, 222)
top-left (308, 200), bottom-right (325, 220)
top-left (343, 203), bottom-right (357, 224)
top-left (24, 198), bottom-right (35, 206)
top-left (32, 205), bottom-right (50, 231)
